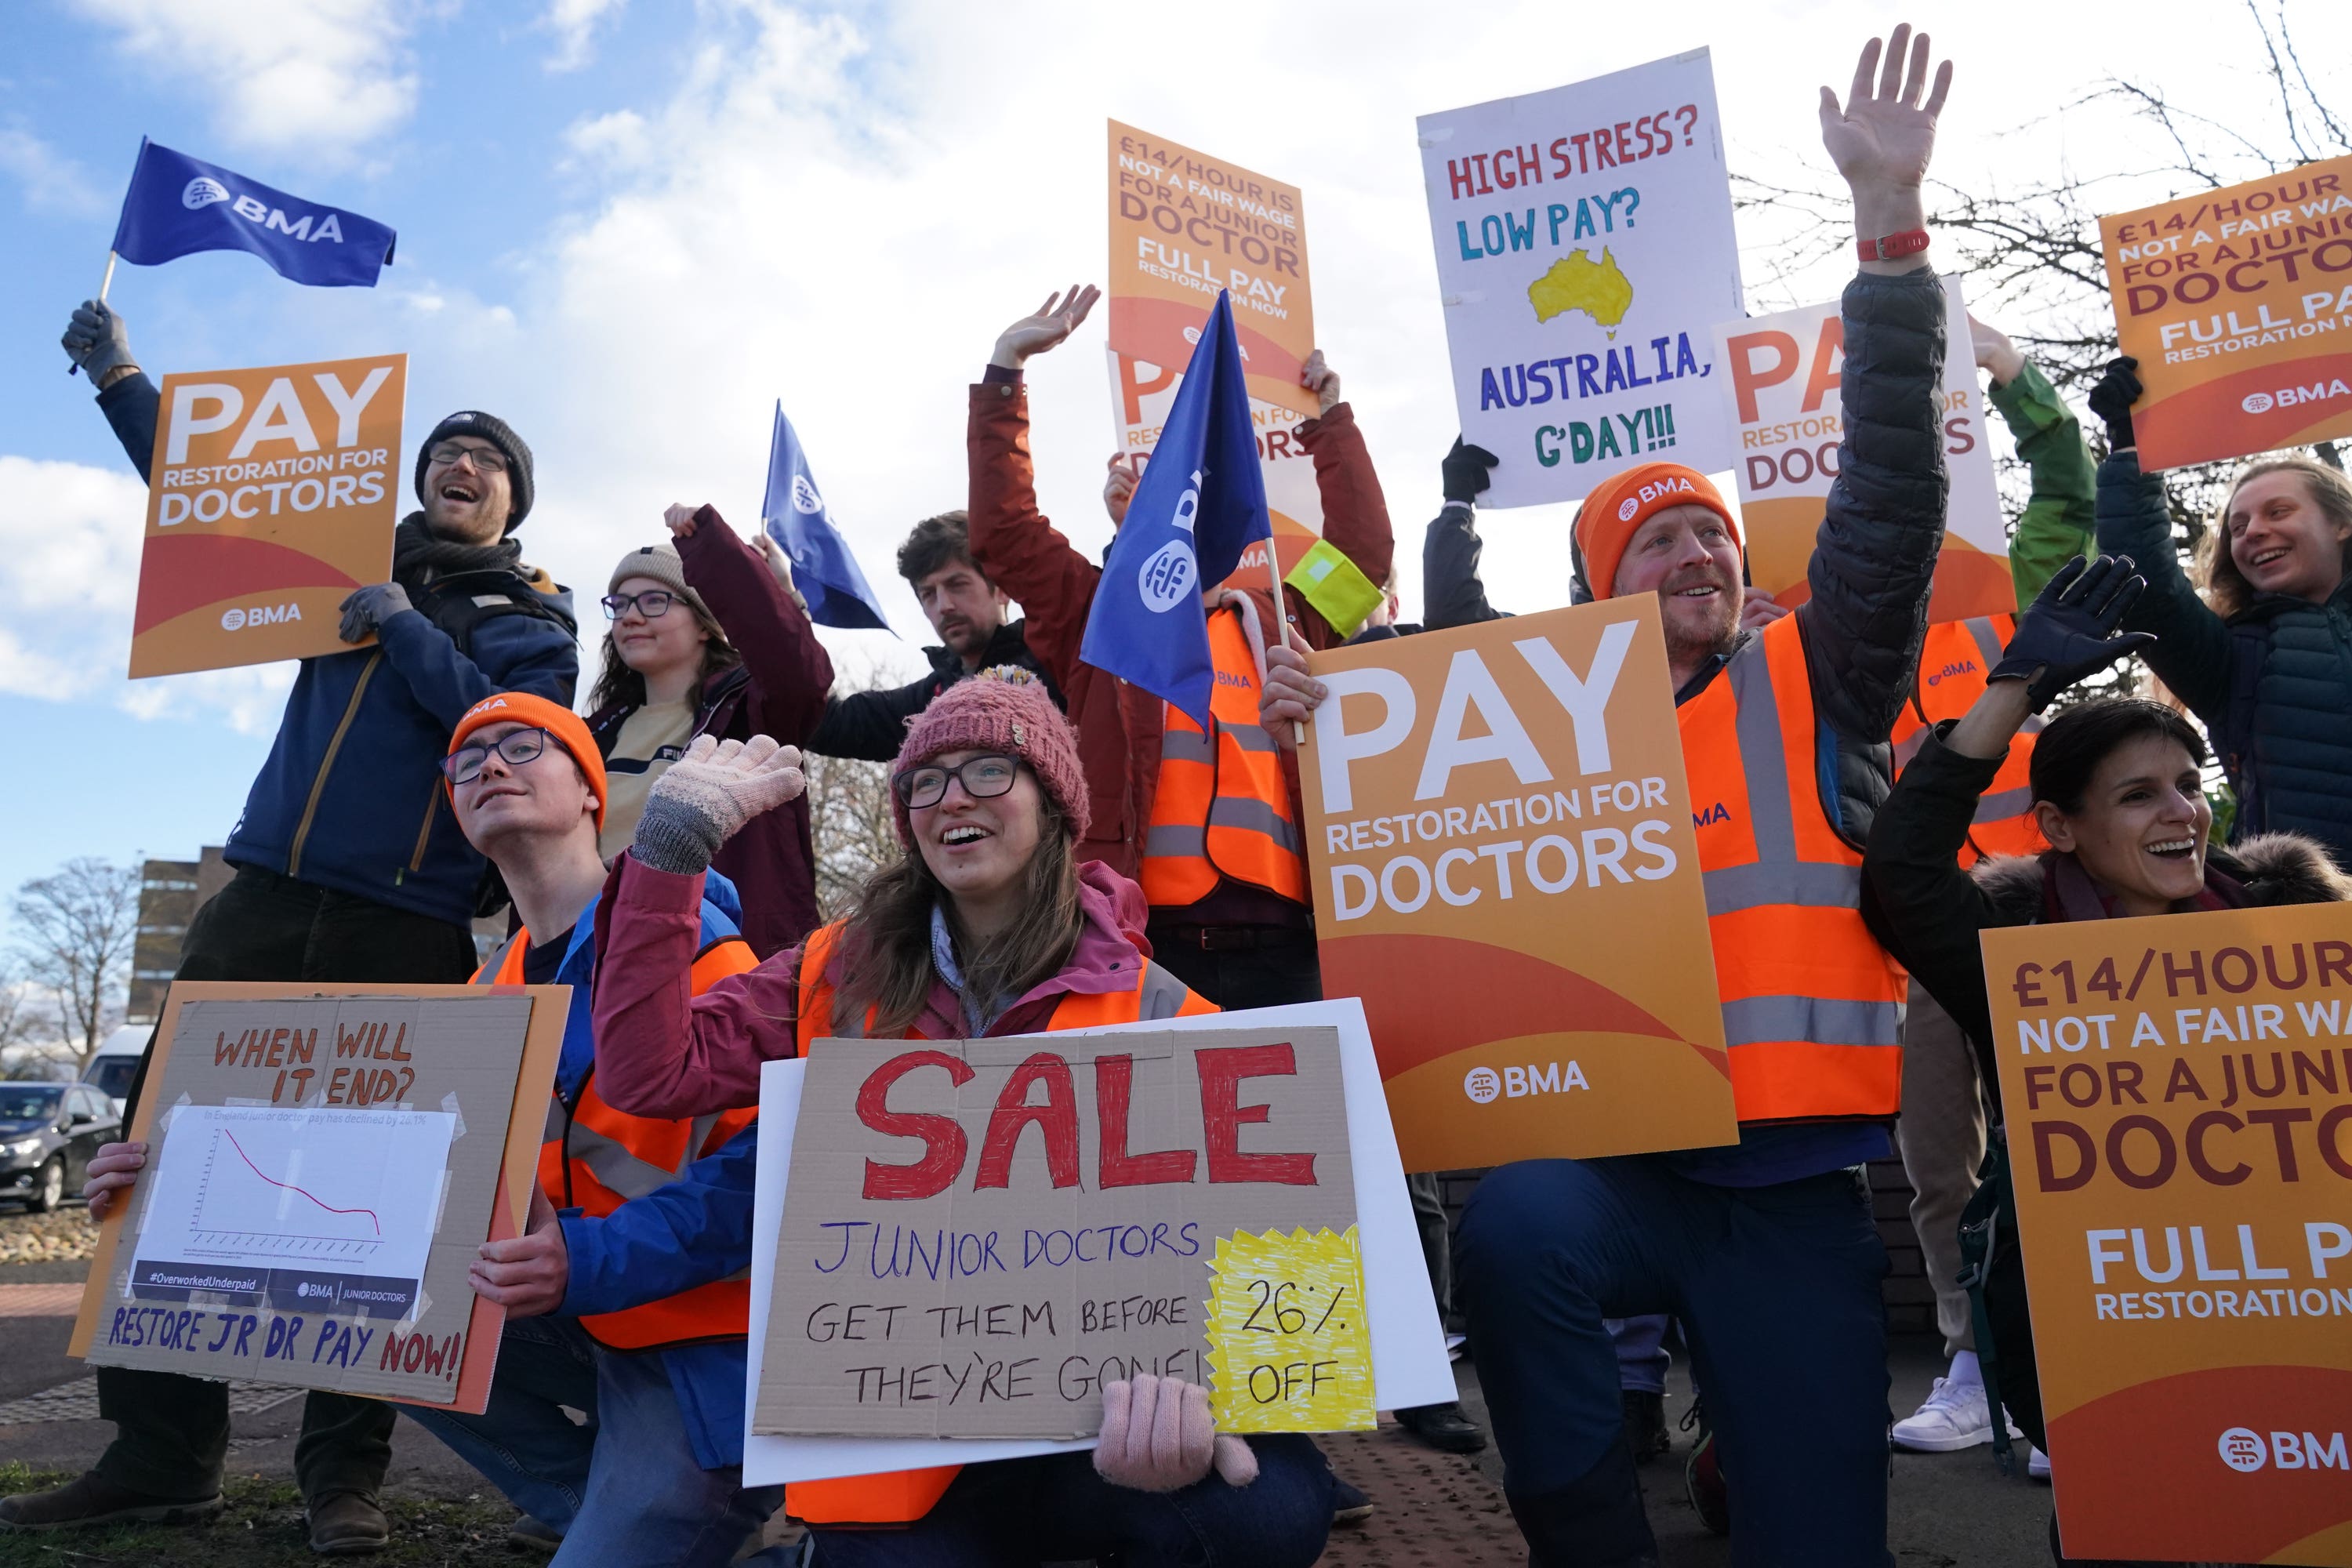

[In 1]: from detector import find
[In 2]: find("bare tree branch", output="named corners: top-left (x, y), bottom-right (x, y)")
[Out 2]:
top-left (9, 859), bottom-right (139, 1066)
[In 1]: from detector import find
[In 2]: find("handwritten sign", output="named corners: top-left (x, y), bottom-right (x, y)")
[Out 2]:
top-left (72, 983), bottom-right (565, 1413)
top-left (757, 1025), bottom-right (1363, 1440)
top-left (1983, 909), bottom-right (2352, 1563)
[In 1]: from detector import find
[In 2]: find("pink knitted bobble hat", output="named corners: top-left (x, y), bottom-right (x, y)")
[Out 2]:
top-left (890, 667), bottom-right (1090, 849)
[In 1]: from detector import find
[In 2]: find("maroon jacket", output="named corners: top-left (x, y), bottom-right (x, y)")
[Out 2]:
top-left (966, 384), bottom-right (1395, 885)
top-left (586, 506), bottom-right (833, 958)
top-left (590, 857), bottom-right (1169, 1117)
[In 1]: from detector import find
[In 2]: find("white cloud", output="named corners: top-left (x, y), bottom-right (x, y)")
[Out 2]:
top-left (0, 126), bottom-right (106, 216)
top-left (543, 0), bottom-right (629, 72)
top-left (0, 456), bottom-right (292, 732)
top-left (71, 0), bottom-right (419, 158)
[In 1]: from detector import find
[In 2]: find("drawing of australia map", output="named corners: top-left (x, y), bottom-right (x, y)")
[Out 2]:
top-left (1529, 248), bottom-right (1635, 338)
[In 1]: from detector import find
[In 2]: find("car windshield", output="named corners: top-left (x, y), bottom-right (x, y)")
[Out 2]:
top-left (83, 1058), bottom-right (139, 1098)
top-left (0, 1087), bottom-right (62, 1121)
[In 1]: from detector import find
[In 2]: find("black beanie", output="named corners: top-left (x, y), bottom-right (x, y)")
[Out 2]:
top-left (415, 410), bottom-right (535, 532)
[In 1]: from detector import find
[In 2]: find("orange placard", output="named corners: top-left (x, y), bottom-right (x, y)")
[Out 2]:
top-left (1984, 909), bottom-right (2352, 1564)
top-left (1108, 121), bottom-right (1315, 419)
top-left (130, 354), bottom-right (405, 677)
top-left (2101, 158), bottom-right (2352, 471)
top-left (1297, 596), bottom-right (1737, 1172)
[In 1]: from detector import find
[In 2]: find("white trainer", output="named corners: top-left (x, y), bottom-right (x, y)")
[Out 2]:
top-left (1891, 1376), bottom-right (1997, 1452)
top-left (2027, 1444), bottom-right (2051, 1480)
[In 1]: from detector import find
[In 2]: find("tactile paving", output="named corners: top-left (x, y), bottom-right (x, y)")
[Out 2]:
top-left (1316, 1423), bottom-right (1524, 1566)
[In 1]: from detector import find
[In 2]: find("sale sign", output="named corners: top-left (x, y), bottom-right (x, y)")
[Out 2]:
top-left (1109, 121), bottom-right (1315, 419)
top-left (130, 354), bottom-right (405, 677)
top-left (2101, 156), bottom-right (2352, 470)
top-left (1297, 596), bottom-right (1736, 1171)
top-left (757, 1024), bottom-right (1372, 1440)
top-left (1416, 49), bottom-right (1742, 508)
top-left (1715, 275), bottom-right (2014, 623)
top-left (1983, 909), bottom-right (2352, 1563)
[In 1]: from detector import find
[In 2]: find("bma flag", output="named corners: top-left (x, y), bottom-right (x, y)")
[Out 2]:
top-left (760, 405), bottom-right (891, 633)
top-left (1079, 291), bottom-right (1272, 727)
top-left (110, 140), bottom-right (397, 288)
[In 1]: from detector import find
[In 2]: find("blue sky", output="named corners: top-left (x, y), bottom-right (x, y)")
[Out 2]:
top-left (2, 0), bottom-right (2343, 931)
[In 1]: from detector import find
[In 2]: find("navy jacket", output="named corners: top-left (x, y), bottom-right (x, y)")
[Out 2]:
top-left (804, 618), bottom-right (1062, 762)
top-left (99, 374), bottom-right (579, 927)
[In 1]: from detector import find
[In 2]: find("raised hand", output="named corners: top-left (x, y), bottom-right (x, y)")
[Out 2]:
top-left (633, 733), bottom-right (808, 874)
top-left (991, 285), bottom-right (1102, 369)
top-left (1968, 314), bottom-right (2024, 387)
top-left (1103, 454), bottom-right (1138, 526)
top-left (1818, 24), bottom-right (1953, 244)
top-left (62, 299), bottom-right (136, 383)
top-left (2087, 358), bottom-right (2142, 454)
top-left (1259, 641), bottom-right (1325, 745)
top-left (1991, 554), bottom-right (2155, 711)
top-left (663, 503), bottom-right (701, 539)
top-left (1301, 349), bottom-right (1341, 416)
top-left (1739, 586), bottom-right (1791, 632)
top-left (1094, 1375), bottom-right (1258, 1493)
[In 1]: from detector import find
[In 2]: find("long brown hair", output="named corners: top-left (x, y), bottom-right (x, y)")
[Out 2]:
top-left (831, 788), bottom-right (1085, 1037)
top-left (586, 595), bottom-right (742, 713)
top-left (2200, 454), bottom-right (2352, 618)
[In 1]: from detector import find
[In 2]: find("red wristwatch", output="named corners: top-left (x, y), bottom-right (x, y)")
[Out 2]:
top-left (1857, 228), bottom-right (1930, 262)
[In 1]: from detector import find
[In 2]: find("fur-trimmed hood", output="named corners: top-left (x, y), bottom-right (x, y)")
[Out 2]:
top-left (1970, 832), bottom-right (2352, 927)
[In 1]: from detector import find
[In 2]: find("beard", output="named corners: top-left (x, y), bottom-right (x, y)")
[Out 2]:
top-left (1657, 573), bottom-right (1741, 672)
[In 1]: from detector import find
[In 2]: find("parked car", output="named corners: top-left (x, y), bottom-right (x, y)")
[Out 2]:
top-left (0, 1083), bottom-right (119, 1213)
top-left (81, 1025), bottom-right (147, 1116)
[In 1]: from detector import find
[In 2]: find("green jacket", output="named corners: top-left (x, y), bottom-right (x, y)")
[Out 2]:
top-left (1986, 361), bottom-right (2096, 604)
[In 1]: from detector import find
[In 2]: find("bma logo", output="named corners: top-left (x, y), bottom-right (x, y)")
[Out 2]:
top-left (2243, 380), bottom-right (2352, 416)
top-left (1693, 801), bottom-right (1730, 828)
top-left (1926, 659), bottom-right (1980, 688)
top-left (790, 474), bottom-right (823, 514)
top-left (187, 180), bottom-right (350, 244)
top-left (2218, 1426), bottom-right (2350, 1472)
top-left (1464, 1067), bottom-right (1501, 1103)
top-left (220, 603), bottom-right (303, 632)
top-left (1138, 541), bottom-right (1197, 612)
top-left (1494, 1062), bottom-right (1589, 1098)
top-left (183, 176), bottom-right (230, 210)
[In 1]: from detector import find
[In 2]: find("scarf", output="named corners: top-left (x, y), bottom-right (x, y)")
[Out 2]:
top-left (928, 905), bottom-right (1007, 1038)
top-left (391, 513), bottom-right (524, 591)
top-left (2038, 849), bottom-right (2248, 924)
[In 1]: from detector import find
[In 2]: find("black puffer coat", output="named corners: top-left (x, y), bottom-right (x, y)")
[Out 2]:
top-left (2097, 451), bottom-right (2352, 865)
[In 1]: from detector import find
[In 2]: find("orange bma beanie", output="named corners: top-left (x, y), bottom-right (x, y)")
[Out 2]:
top-left (446, 691), bottom-right (608, 830)
top-left (1573, 463), bottom-right (1741, 602)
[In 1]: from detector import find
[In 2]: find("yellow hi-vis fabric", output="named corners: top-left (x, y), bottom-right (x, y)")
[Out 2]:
top-left (1891, 614), bottom-right (2045, 863)
top-left (1140, 604), bottom-right (1309, 909)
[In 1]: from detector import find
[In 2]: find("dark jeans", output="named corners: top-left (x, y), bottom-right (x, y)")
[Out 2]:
top-left (1141, 926), bottom-right (1321, 1011)
top-left (807, 1435), bottom-right (1332, 1568)
top-left (99, 865), bottom-right (477, 1504)
top-left (1457, 1156), bottom-right (1893, 1568)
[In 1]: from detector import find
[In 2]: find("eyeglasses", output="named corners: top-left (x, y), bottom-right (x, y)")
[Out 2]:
top-left (601, 590), bottom-right (677, 620)
top-left (443, 728), bottom-right (554, 785)
top-left (426, 442), bottom-right (510, 474)
top-left (893, 753), bottom-right (1022, 809)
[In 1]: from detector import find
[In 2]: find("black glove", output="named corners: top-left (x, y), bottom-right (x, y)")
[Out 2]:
top-left (2086, 356), bottom-right (2141, 454)
top-left (1441, 438), bottom-right (1498, 506)
top-left (338, 582), bottom-right (414, 643)
top-left (61, 300), bottom-right (136, 383)
top-left (1991, 555), bottom-right (2155, 711)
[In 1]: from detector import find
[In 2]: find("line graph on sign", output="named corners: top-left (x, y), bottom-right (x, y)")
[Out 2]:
top-left (187, 1125), bottom-right (386, 1255)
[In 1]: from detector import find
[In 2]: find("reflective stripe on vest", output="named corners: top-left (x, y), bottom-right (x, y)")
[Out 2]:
top-left (1679, 615), bottom-right (1906, 1123)
top-left (1892, 614), bottom-right (2047, 862)
top-left (477, 928), bottom-right (761, 1351)
top-left (1140, 605), bottom-right (1308, 908)
top-left (783, 918), bottom-right (1214, 1527)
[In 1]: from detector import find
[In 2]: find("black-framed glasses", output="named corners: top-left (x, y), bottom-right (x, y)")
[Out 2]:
top-left (894, 753), bottom-right (1022, 809)
top-left (426, 441), bottom-right (509, 474)
top-left (443, 728), bottom-right (554, 785)
top-left (601, 590), bottom-right (677, 620)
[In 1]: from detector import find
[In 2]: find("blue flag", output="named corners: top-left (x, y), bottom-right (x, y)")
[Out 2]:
top-left (760, 405), bottom-right (891, 633)
top-left (1080, 291), bottom-right (1272, 728)
top-left (109, 139), bottom-right (397, 288)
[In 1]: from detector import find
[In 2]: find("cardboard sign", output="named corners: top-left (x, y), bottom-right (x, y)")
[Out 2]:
top-left (1109, 122), bottom-right (1314, 419)
top-left (130, 354), bottom-right (405, 677)
top-left (2101, 156), bottom-right (2352, 470)
top-left (1297, 596), bottom-right (1735, 1172)
top-left (757, 1024), bottom-right (1365, 1440)
top-left (1417, 50), bottom-right (1741, 507)
top-left (1715, 275), bottom-right (2014, 623)
top-left (72, 982), bottom-right (565, 1413)
top-left (1982, 910), bottom-right (2352, 1563)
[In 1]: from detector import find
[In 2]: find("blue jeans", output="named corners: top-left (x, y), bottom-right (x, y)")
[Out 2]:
top-left (401, 1317), bottom-right (789, 1568)
top-left (1457, 1158), bottom-right (1892, 1567)
top-left (808, 1434), bottom-right (1331, 1568)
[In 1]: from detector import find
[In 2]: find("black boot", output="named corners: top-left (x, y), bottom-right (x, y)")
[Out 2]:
top-left (1504, 1436), bottom-right (1658, 1568)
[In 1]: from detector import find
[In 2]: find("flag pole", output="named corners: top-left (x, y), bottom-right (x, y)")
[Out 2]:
top-left (1264, 538), bottom-right (1306, 745)
top-left (99, 250), bottom-right (118, 303)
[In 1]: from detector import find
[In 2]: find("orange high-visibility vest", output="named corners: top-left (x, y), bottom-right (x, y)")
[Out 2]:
top-left (1680, 614), bottom-right (1907, 1123)
top-left (1891, 614), bottom-right (2046, 863)
top-left (783, 917), bottom-right (1215, 1528)
top-left (474, 927), bottom-right (760, 1351)
top-left (1140, 604), bottom-right (1308, 908)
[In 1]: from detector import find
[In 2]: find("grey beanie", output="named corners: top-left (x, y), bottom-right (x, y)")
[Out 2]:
top-left (608, 542), bottom-right (718, 626)
top-left (416, 410), bottom-right (535, 531)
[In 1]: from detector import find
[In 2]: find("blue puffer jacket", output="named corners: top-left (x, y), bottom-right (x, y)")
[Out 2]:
top-left (99, 374), bottom-right (579, 927)
top-left (2097, 451), bottom-right (2352, 865)
top-left (545, 877), bottom-right (758, 1471)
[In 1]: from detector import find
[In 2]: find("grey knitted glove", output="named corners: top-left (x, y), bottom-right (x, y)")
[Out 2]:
top-left (62, 300), bottom-right (136, 383)
top-left (632, 734), bottom-right (807, 874)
